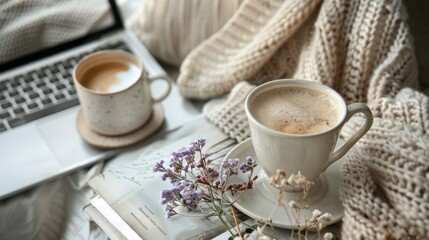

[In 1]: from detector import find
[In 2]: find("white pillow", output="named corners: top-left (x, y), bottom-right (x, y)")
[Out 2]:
top-left (127, 0), bottom-right (242, 66)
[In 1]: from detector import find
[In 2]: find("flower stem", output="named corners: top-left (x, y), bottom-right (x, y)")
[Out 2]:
top-left (230, 205), bottom-right (242, 239)
top-left (218, 214), bottom-right (235, 237)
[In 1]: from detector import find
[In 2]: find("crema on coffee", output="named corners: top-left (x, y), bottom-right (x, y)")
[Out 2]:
top-left (251, 87), bottom-right (342, 134)
top-left (81, 61), bottom-right (140, 93)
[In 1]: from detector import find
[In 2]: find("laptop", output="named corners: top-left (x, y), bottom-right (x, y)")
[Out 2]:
top-left (0, 0), bottom-right (200, 200)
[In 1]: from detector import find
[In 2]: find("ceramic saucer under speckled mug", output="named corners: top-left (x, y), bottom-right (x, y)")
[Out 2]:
top-left (76, 103), bottom-right (164, 149)
top-left (73, 50), bottom-right (172, 136)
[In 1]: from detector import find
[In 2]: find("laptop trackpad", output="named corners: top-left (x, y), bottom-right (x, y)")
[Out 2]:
top-left (36, 107), bottom-right (113, 168)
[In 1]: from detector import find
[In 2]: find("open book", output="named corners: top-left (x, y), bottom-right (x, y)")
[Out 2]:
top-left (85, 124), bottom-right (236, 240)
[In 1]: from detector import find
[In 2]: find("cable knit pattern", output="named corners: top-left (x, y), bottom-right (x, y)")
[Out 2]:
top-left (203, 82), bottom-right (255, 142)
top-left (340, 91), bottom-right (429, 238)
top-left (178, 0), bottom-right (418, 103)
top-left (197, 0), bottom-right (429, 238)
top-left (178, 0), bottom-right (321, 99)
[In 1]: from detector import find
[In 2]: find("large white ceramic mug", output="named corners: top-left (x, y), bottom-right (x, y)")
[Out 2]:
top-left (73, 50), bottom-right (172, 136)
top-left (245, 79), bottom-right (373, 181)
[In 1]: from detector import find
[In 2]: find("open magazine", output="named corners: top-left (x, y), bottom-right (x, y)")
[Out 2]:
top-left (85, 125), bottom-right (235, 240)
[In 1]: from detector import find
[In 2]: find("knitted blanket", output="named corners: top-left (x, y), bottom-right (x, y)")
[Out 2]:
top-left (177, 0), bottom-right (429, 238)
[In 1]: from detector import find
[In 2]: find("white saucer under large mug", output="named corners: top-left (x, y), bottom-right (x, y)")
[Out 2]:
top-left (225, 138), bottom-right (344, 229)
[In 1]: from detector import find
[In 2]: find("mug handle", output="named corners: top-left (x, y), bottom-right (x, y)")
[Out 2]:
top-left (149, 75), bottom-right (173, 103)
top-left (325, 103), bottom-right (373, 169)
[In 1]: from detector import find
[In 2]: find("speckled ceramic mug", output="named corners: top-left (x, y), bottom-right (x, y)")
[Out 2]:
top-left (73, 50), bottom-right (172, 136)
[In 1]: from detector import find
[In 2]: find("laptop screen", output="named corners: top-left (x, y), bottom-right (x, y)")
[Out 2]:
top-left (0, 0), bottom-right (123, 72)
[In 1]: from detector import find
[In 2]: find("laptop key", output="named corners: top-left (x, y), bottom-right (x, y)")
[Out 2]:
top-left (54, 93), bottom-right (65, 100)
top-left (62, 71), bottom-right (72, 79)
top-left (8, 98), bottom-right (79, 128)
top-left (49, 77), bottom-right (59, 83)
top-left (15, 97), bottom-right (25, 104)
top-left (29, 92), bottom-right (39, 99)
top-left (22, 85), bottom-right (32, 92)
top-left (0, 123), bottom-right (6, 132)
top-left (36, 81), bottom-right (46, 88)
top-left (0, 112), bottom-right (10, 119)
top-left (9, 90), bottom-right (19, 97)
top-left (68, 88), bottom-right (77, 95)
top-left (56, 84), bottom-right (66, 90)
top-left (13, 107), bottom-right (24, 115)
top-left (1, 101), bottom-right (12, 109)
top-left (36, 69), bottom-right (46, 78)
top-left (42, 88), bottom-right (53, 94)
top-left (41, 98), bottom-right (52, 105)
top-left (0, 82), bottom-right (6, 91)
top-left (23, 73), bottom-right (33, 83)
top-left (49, 65), bottom-right (59, 74)
top-left (11, 80), bottom-right (20, 87)
top-left (27, 102), bottom-right (38, 109)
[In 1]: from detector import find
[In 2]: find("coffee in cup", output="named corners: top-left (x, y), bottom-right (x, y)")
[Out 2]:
top-left (251, 87), bottom-right (342, 135)
top-left (73, 50), bottom-right (172, 136)
top-left (80, 61), bottom-right (141, 93)
top-left (245, 79), bottom-right (373, 181)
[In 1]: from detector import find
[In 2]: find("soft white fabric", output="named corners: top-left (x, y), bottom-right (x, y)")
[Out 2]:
top-left (0, 0), bottom-right (108, 63)
top-left (127, 0), bottom-right (243, 66)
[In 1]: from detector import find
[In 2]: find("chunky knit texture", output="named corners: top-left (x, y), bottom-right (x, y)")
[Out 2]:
top-left (178, 0), bottom-right (418, 102)
top-left (184, 0), bottom-right (429, 238)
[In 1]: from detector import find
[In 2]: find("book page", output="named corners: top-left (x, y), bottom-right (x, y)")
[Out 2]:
top-left (89, 122), bottom-right (234, 239)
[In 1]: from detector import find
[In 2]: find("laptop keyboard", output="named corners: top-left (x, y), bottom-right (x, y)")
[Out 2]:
top-left (0, 40), bottom-right (131, 133)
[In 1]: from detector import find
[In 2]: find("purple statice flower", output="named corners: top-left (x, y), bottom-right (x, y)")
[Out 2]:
top-left (161, 173), bottom-right (169, 181)
top-left (179, 145), bottom-right (196, 160)
top-left (153, 160), bottom-right (165, 172)
top-left (164, 204), bottom-right (176, 218)
top-left (168, 152), bottom-right (183, 173)
top-left (205, 167), bottom-right (220, 183)
top-left (154, 138), bottom-right (259, 220)
top-left (220, 158), bottom-right (239, 175)
top-left (197, 138), bottom-right (206, 148)
top-left (180, 190), bottom-right (199, 211)
top-left (160, 188), bottom-right (178, 205)
top-left (179, 185), bottom-right (208, 212)
top-left (191, 138), bottom-right (206, 150)
top-left (240, 156), bottom-right (257, 173)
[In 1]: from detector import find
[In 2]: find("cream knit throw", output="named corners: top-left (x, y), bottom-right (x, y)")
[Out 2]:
top-left (179, 0), bottom-right (429, 238)
top-left (178, 0), bottom-right (418, 102)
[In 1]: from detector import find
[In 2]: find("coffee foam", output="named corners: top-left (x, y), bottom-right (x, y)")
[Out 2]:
top-left (251, 87), bottom-right (342, 134)
top-left (81, 61), bottom-right (140, 93)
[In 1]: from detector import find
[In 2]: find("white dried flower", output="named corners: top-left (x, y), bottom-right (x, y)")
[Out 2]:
top-left (312, 209), bottom-right (322, 218)
top-left (323, 232), bottom-right (334, 240)
top-left (287, 175), bottom-right (296, 186)
top-left (288, 200), bottom-right (298, 208)
top-left (305, 181), bottom-right (314, 191)
top-left (276, 169), bottom-right (286, 177)
top-left (280, 178), bottom-right (287, 187)
top-left (318, 213), bottom-right (332, 222)
top-left (254, 226), bottom-right (273, 240)
top-left (268, 176), bottom-right (276, 185)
